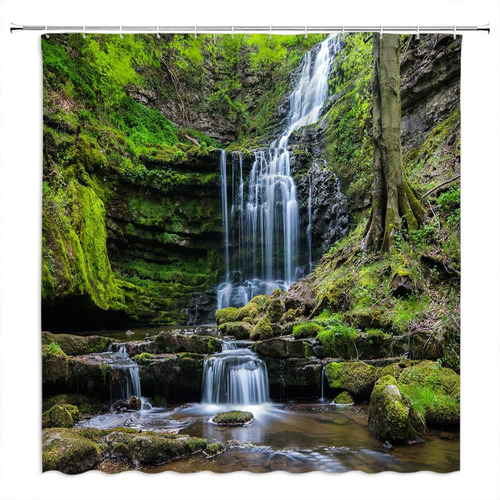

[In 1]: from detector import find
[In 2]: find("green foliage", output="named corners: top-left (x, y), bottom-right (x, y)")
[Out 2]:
top-left (437, 187), bottom-right (460, 226)
top-left (317, 321), bottom-right (358, 359)
top-left (324, 34), bottom-right (373, 204)
top-left (111, 97), bottom-right (179, 148)
top-left (47, 342), bottom-right (63, 355)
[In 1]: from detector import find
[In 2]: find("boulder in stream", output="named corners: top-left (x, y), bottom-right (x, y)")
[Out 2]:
top-left (213, 411), bottom-right (254, 426)
top-left (368, 375), bottom-right (425, 443)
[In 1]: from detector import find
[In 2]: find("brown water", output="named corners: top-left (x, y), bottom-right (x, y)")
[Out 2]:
top-left (80, 400), bottom-right (459, 473)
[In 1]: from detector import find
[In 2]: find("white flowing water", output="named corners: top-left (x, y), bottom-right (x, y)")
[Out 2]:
top-left (105, 345), bottom-right (143, 406)
top-left (217, 35), bottom-right (339, 309)
top-left (307, 173), bottom-right (313, 273)
top-left (201, 343), bottom-right (270, 405)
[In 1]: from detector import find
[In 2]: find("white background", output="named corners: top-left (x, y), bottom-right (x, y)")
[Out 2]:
top-left (1, 1), bottom-right (499, 499)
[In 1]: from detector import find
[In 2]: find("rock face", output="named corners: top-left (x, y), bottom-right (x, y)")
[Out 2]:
top-left (295, 162), bottom-right (349, 262)
top-left (251, 337), bottom-right (312, 359)
top-left (138, 353), bottom-right (204, 402)
top-left (368, 375), bottom-right (425, 443)
top-left (264, 357), bottom-right (323, 399)
top-left (401, 35), bottom-right (461, 152)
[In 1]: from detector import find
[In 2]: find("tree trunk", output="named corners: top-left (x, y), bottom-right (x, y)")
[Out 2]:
top-left (361, 34), bottom-right (425, 251)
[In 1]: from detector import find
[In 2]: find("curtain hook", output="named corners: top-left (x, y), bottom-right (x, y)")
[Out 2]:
top-left (157, 26), bottom-right (160, 39)
top-left (304, 26), bottom-right (308, 39)
top-left (269, 26), bottom-right (272, 39)
top-left (83, 26), bottom-right (86, 38)
top-left (453, 25), bottom-right (457, 39)
top-left (416, 25), bottom-right (420, 40)
top-left (45, 25), bottom-right (49, 38)
top-left (119, 26), bottom-right (123, 39)
top-left (380, 25), bottom-right (383, 38)
top-left (342, 25), bottom-right (345, 35)
top-left (194, 25), bottom-right (197, 39)
top-left (232, 25), bottom-right (234, 39)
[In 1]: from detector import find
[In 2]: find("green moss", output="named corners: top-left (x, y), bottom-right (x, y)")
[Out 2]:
top-left (42, 428), bottom-right (102, 473)
top-left (397, 361), bottom-right (460, 428)
top-left (132, 352), bottom-right (155, 365)
top-left (249, 294), bottom-right (271, 311)
top-left (333, 391), bottom-right (354, 405)
top-left (325, 361), bottom-right (377, 401)
top-left (236, 302), bottom-right (259, 321)
top-left (368, 375), bottom-right (425, 443)
top-left (213, 410), bottom-right (253, 425)
top-left (42, 344), bottom-right (69, 384)
top-left (215, 307), bottom-right (239, 325)
top-left (42, 332), bottom-right (113, 355)
top-left (204, 441), bottom-right (226, 457)
top-left (42, 404), bottom-right (79, 428)
top-left (292, 322), bottom-right (322, 339)
top-left (316, 316), bottom-right (358, 358)
top-left (218, 321), bottom-right (252, 339)
top-left (250, 317), bottom-right (273, 341)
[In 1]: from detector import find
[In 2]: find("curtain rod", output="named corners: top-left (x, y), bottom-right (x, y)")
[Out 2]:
top-left (10, 23), bottom-right (490, 35)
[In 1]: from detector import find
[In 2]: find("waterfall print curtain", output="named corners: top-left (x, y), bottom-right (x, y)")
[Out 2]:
top-left (41, 32), bottom-right (461, 474)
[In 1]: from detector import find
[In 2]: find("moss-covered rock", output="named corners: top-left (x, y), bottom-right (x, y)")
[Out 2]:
top-left (42, 344), bottom-right (69, 384)
top-left (333, 391), bottom-right (354, 405)
top-left (42, 332), bottom-right (113, 355)
top-left (292, 321), bottom-right (322, 339)
top-left (152, 331), bottom-right (222, 354)
top-left (42, 427), bottom-right (208, 472)
top-left (218, 321), bottom-right (252, 339)
top-left (398, 361), bottom-right (460, 428)
top-left (213, 410), bottom-right (253, 425)
top-left (325, 361), bottom-right (377, 401)
top-left (42, 428), bottom-right (103, 473)
top-left (215, 307), bottom-right (239, 325)
top-left (127, 434), bottom-right (206, 466)
top-left (236, 302), bottom-right (259, 322)
top-left (399, 361), bottom-right (460, 400)
top-left (42, 404), bottom-right (79, 428)
top-left (250, 317), bottom-right (273, 340)
top-left (280, 308), bottom-right (301, 324)
top-left (249, 294), bottom-right (271, 312)
top-left (204, 441), bottom-right (226, 457)
top-left (251, 337), bottom-right (311, 359)
top-left (266, 296), bottom-right (284, 323)
top-left (368, 375), bottom-right (425, 443)
top-left (42, 393), bottom-right (109, 415)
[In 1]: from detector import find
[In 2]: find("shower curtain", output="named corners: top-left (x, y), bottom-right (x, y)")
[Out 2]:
top-left (41, 32), bottom-right (461, 474)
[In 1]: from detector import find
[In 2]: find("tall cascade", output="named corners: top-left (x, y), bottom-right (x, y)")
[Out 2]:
top-left (201, 342), bottom-right (270, 405)
top-left (217, 35), bottom-right (339, 309)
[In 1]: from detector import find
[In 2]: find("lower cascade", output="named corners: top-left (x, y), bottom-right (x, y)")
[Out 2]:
top-left (106, 345), bottom-right (142, 405)
top-left (201, 342), bottom-right (270, 405)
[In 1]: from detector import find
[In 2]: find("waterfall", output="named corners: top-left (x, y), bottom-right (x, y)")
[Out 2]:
top-left (320, 365), bottom-right (326, 402)
top-left (217, 35), bottom-right (339, 309)
top-left (201, 343), bottom-right (270, 405)
top-left (307, 173), bottom-right (313, 273)
top-left (107, 345), bottom-right (142, 405)
top-left (220, 150), bottom-right (230, 282)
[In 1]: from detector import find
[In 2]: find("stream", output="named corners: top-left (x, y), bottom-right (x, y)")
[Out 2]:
top-left (76, 329), bottom-right (459, 474)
